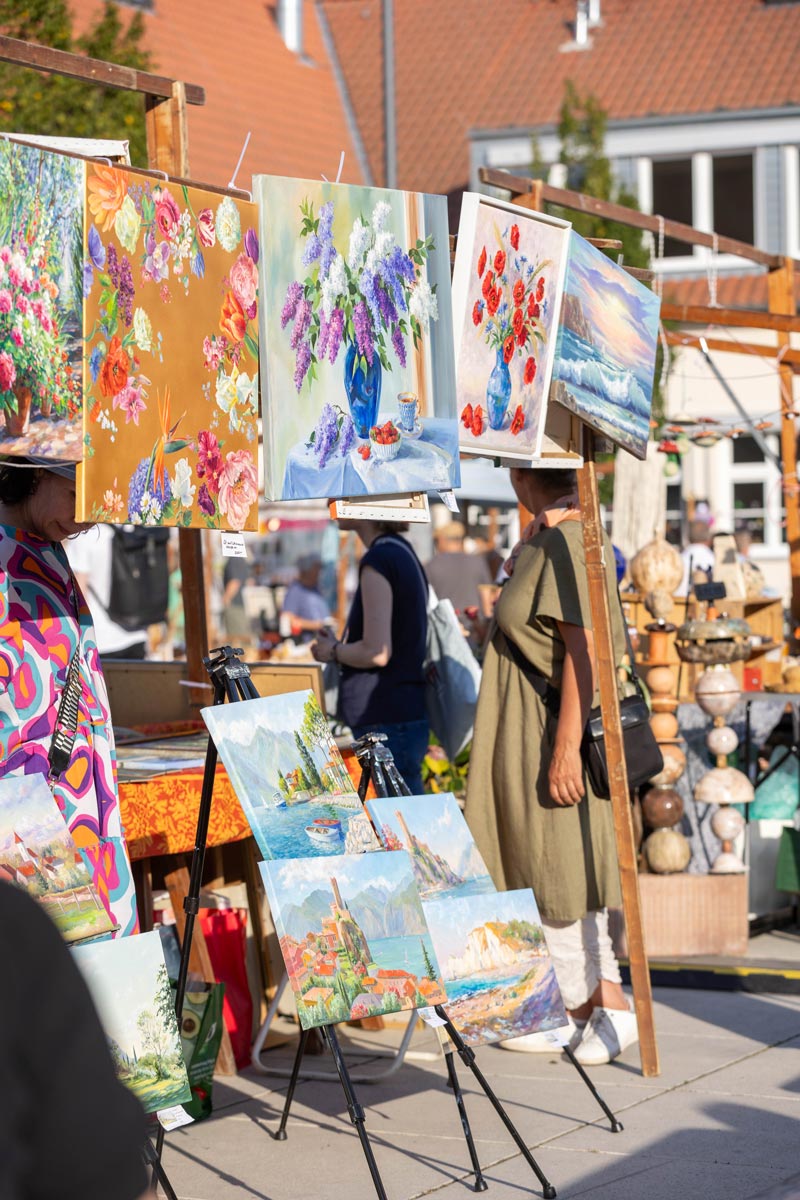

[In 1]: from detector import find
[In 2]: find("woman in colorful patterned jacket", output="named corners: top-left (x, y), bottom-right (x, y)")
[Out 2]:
top-left (0, 459), bottom-right (138, 935)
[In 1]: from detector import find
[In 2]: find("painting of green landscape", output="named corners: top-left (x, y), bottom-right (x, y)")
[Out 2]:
top-left (72, 930), bottom-right (191, 1114)
top-left (261, 850), bottom-right (448, 1029)
top-left (202, 690), bottom-right (378, 860)
top-left (367, 792), bottom-right (495, 900)
top-left (0, 774), bottom-right (115, 943)
top-left (422, 889), bottom-right (567, 1047)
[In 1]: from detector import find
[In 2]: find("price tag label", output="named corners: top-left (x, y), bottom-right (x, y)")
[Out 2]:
top-left (221, 532), bottom-right (247, 558)
top-left (157, 1105), bottom-right (194, 1131)
top-left (438, 490), bottom-right (460, 513)
top-left (417, 1006), bottom-right (448, 1028)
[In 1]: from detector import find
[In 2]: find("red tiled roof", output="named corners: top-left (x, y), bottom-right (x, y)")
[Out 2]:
top-left (320, 0), bottom-right (800, 197)
top-left (68, 0), bottom-right (366, 189)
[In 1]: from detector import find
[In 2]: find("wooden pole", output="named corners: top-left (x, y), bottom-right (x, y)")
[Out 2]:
top-left (145, 84), bottom-right (210, 696)
top-left (767, 258), bottom-right (800, 623)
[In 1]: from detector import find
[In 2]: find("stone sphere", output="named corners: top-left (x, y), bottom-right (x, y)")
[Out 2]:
top-left (649, 711), bottom-right (679, 741)
top-left (706, 725), bottom-right (739, 757)
top-left (650, 745), bottom-right (686, 786)
top-left (711, 805), bottom-right (746, 842)
top-left (642, 787), bottom-right (684, 829)
top-left (694, 767), bottom-right (755, 807)
top-left (644, 828), bottom-right (692, 874)
top-left (710, 851), bottom-right (746, 875)
top-left (630, 534), bottom-right (684, 596)
top-left (646, 665), bottom-right (676, 697)
top-left (695, 666), bottom-right (741, 718)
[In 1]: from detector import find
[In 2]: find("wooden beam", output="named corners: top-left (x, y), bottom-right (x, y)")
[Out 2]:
top-left (0, 34), bottom-right (205, 104)
top-left (663, 330), bottom-right (800, 372)
top-left (481, 167), bottom-right (786, 269)
top-left (661, 303), bottom-right (800, 334)
top-left (768, 258), bottom-right (800, 622)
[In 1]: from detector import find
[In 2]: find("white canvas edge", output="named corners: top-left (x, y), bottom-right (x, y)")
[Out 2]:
top-left (453, 191), bottom-right (572, 463)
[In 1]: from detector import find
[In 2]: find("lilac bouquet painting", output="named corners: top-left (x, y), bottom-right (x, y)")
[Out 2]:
top-left (255, 176), bottom-right (458, 501)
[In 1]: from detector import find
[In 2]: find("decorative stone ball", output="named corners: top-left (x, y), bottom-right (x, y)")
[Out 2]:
top-left (711, 805), bottom-right (746, 843)
top-left (706, 725), bottom-right (739, 757)
top-left (644, 588), bottom-right (675, 623)
top-left (694, 766), bottom-right (755, 807)
top-left (646, 664), bottom-right (676, 698)
top-left (649, 711), bottom-right (679, 742)
top-left (642, 787), bottom-right (684, 829)
top-left (650, 745), bottom-right (686, 787)
top-left (710, 851), bottom-right (747, 874)
top-left (644, 828), bottom-right (692, 874)
top-left (695, 666), bottom-right (741, 718)
top-left (630, 534), bottom-right (684, 596)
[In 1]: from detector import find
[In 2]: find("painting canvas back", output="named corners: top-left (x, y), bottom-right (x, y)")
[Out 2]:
top-left (366, 792), bottom-right (495, 901)
top-left (549, 232), bottom-right (661, 460)
top-left (0, 140), bottom-right (85, 461)
top-left (261, 849), bottom-right (448, 1028)
top-left (423, 888), bottom-right (567, 1047)
top-left (453, 193), bottom-right (570, 461)
top-left (79, 164), bottom-right (260, 529)
top-left (72, 930), bottom-right (192, 1113)
top-left (256, 174), bottom-right (459, 500)
top-left (0, 774), bottom-right (115, 944)
top-left (202, 689), bottom-right (378, 859)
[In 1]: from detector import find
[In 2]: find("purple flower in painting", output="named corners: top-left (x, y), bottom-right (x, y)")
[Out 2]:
top-left (352, 300), bottom-right (374, 366)
top-left (391, 326), bottom-right (407, 368)
top-left (327, 307), bottom-right (345, 364)
top-left (191, 250), bottom-right (205, 279)
top-left (313, 403), bottom-right (339, 468)
top-left (128, 457), bottom-right (172, 524)
top-left (146, 227), bottom-right (157, 257)
top-left (376, 283), bottom-right (397, 329)
top-left (83, 261), bottom-right (94, 296)
top-left (359, 270), bottom-right (381, 329)
top-left (144, 240), bottom-right (170, 284)
top-left (318, 201), bottom-right (334, 240)
top-left (244, 228), bottom-right (259, 264)
top-left (88, 225), bottom-right (106, 270)
top-left (302, 233), bottom-right (322, 267)
top-left (319, 241), bottom-right (336, 279)
top-left (290, 298), bottom-right (312, 350)
top-left (339, 413), bottom-right (356, 456)
top-left (107, 242), bottom-right (119, 288)
top-left (118, 256), bottom-right (134, 327)
top-left (89, 345), bottom-right (103, 384)
top-left (294, 340), bottom-right (311, 392)
top-left (198, 483), bottom-right (216, 516)
top-left (280, 280), bottom-right (303, 329)
top-left (317, 312), bottom-right (330, 360)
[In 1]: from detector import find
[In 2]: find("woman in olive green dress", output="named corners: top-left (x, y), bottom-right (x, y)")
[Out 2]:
top-left (464, 466), bottom-right (638, 1065)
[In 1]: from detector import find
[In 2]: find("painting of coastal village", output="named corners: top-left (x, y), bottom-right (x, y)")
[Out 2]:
top-left (422, 889), bottom-right (567, 1047)
top-left (367, 792), bottom-right (495, 901)
top-left (73, 931), bottom-right (191, 1113)
top-left (0, 774), bottom-right (115, 944)
top-left (549, 231), bottom-right (661, 461)
top-left (261, 850), bottom-right (448, 1028)
top-left (202, 690), bottom-right (378, 860)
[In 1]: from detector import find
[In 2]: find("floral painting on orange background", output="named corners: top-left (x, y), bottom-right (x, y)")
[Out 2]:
top-left (78, 164), bottom-right (260, 530)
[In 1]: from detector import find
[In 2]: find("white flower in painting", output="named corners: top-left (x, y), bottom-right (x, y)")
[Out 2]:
top-left (409, 278), bottom-right (439, 324)
top-left (347, 218), bottom-right (371, 270)
top-left (114, 195), bottom-right (142, 255)
top-left (372, 201), bottom-right (392, 233)
top-left (374, 231), bottom-right (394, 260)
top-left (215, 196), bottom-right (242, 253)
top-left (328, 252), bottom-right (347, 296)
top-left (215, 373), bottom-right (236, 415)
top-left (133, 307), bottom-right (153, 352)
top-left (321, 274), bottom-right (340, 320)
top-left (236, 371), bottom-right (257, 415)
top-left (172, 457), bottom-right (196, 508)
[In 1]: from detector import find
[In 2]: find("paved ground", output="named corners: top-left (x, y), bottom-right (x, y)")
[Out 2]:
top-left (158, 970), bottom-right (800, 1200)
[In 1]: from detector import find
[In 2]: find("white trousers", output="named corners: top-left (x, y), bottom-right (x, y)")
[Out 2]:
top-left (542, 910), bottom-right (622, 1010)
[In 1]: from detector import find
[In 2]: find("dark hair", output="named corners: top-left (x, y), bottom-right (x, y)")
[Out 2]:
top-left (374, 521), bottom-right (410, 534)
top-left (537, 468), bottom-right (578, 496)
top-left (0, 463), bottom-right (40, 507)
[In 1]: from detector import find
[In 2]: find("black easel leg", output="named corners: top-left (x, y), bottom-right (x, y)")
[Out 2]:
top-left (273, 1028), bottom-right (311, 1141)
top-left (435, 1008), bottom-right (557, 1200)
top-left (445, 1048), bottom-right (488, 1192)
top-left (322, 1025), bottom-right (389, 1200)
top-left (143, 1136), bottom-right (179, 1200)
top-left (563, 1046), bottom-right (623, 1133)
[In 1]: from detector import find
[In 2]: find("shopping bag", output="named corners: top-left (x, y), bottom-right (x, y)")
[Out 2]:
top-left (424, 598), bottom-right (482, 761)
top-left (199, 908), bottom-right (253, 1070)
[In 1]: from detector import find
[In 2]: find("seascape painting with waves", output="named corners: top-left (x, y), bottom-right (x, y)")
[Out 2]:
top-left (549, 233), bottom-right (661, 460)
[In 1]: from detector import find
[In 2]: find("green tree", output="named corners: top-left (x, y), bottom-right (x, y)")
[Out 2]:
top-left (419, 938), bottom-right (439, 983)
top-left (294, 730), bottom-right (322, 791)
top-left (0, 1), bottom-right (151, 166)
top-left (278, 773), bottom-right (290, 798)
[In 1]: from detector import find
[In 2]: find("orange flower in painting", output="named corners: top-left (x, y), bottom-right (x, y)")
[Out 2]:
top-left (220, 291), bottom-right (247, 344)
top-left (510, 405), bottom-right (525, 435)
top-left (87, 166), bottom-right (127, 232)
top-left (99, 335), bottom-right (130, 399)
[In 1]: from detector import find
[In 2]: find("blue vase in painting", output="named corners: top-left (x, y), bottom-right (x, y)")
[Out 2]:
top-left (344, 342), bottom-right (382, 439)
top-left (486, 348), bottom-right (512, 430)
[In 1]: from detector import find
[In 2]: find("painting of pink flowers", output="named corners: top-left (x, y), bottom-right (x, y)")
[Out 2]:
top-left (0, 140), bottom-right (85, 461)
top-left (79, 165), bottom-right (259, 530)
top-left (256, 175), bottom-right (458, 501)
top-left (452, 193), bottom-right (570, 461)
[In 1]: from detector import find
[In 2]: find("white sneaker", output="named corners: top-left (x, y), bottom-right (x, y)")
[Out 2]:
top-left (573, 1006), bottom-right (638, 1065)
top-left (497, 1015), bottom-right (586, 1054)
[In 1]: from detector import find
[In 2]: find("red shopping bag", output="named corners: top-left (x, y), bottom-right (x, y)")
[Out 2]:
top-left (198, 908), bottom-right (253, 1069)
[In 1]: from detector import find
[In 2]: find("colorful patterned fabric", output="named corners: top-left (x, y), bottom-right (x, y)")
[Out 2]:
top-left (0, 524), bottom-right (138, 936)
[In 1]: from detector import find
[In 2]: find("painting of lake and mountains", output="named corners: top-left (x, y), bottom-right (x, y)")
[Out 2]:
top-left (261, 850), bottom-right (447, 1028)
top-left (72, 930), bottom-right (191, 1113)
top-left (202, 690), bottom-right (378, 860)
top-left (549, 232), bottom-right (661, 461)
top-left (0, 774), bottom-right (115, 944)
top-left (422, 889), bottom-right (567, 1047)
top-left (366, 792), bottom-right (495, 901)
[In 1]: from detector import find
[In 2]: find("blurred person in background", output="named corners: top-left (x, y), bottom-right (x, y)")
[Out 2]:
top-left (677, 518), bottom-right (714, 597)
top-left (222, 554), bottom-right (253, 644)
top-left (280, 552), bottom-right (332, 642)
top-left (312, 519), bottom-right (428, 794)
top-left (426, 519), bottom-right (494, 617)
top-left (65, 523), bottom-right (149, 660)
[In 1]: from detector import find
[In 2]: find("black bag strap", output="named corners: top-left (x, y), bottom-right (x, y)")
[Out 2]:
top-left (48, 646), bottom-right (82, 784)
top-left (503, 635), bottom-right (562, 716)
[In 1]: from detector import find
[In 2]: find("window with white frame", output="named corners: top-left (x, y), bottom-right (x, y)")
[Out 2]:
top-left (728, 435), bottom-right (784, 549)
top-left (649, 150), bottom-right (754, 262)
